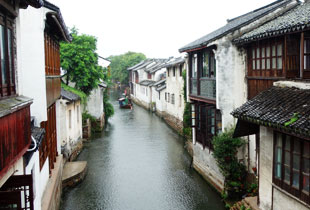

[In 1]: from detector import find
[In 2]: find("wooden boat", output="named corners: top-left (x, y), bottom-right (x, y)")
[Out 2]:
top-left (118, 98), bottom-right (132, 109)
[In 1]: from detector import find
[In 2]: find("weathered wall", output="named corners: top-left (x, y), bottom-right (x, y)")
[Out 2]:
top-left (86, 87), bottom-right (104, 121)
top-left (166, 67), bottom-right (184, 122)
top-left (59, 99), bottom-right (82, 160)
top-left (259, 126), bottom-right (310, 210)
top-left (258, 126), bottom-right (273, 210)
top-left (193, 144), bottom-right (224, 192)
top-left (161, 111), bottom-right (183, 134)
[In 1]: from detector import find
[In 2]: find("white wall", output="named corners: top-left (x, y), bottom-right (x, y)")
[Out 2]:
top-left (86, 87), bottom-right (104, 119)
top-left (59, 99), bottom-right (82, 157)
top-left (17, 7), bottom-right (47, 125)
top-left (166, 66), bottom-right (185, 121)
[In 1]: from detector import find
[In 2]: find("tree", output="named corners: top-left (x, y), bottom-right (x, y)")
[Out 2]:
top-left (109, 52), bottom-right (146, 84)
top-left (60, 28), bottom-right (104, 95)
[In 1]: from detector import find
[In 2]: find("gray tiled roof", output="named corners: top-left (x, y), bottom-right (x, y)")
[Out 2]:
top-left (61, 88), bottom-right (80, 102)
top-left (43, 0), bottom-right (72, 42)
top-left (20, 0), bottom-right (44, 8)
top-left (234, 1), bottom-right (309, 44)
top-left (139, 80), bottom-right (155, 86)
top-left (164, 57), bottom-right (185, 68)
top-left (179, 0), bottom-right (293, 52)
top-left (152, 79), bottom-right (166, 86)
top-left (232, 86), bottom-right (310, 138)
top-left (127, 60), bottom-right (146, 71)
top-left (156, 84), bottom-right (166, 92)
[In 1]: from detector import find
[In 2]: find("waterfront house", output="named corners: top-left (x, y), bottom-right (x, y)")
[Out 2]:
top-left (232, 1), bottom-right (310, 209)
top-left (162, 57), bottom-right (186, 133)
top-left (15, 1), bottom-right (71, 209)
top-left (179, 0), bottom-right (298, 192)
top-left (60, 88), bottom-right (83, 161)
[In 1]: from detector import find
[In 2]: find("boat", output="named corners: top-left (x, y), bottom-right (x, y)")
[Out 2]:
top-left (118, 97), bottom-right (132, 109)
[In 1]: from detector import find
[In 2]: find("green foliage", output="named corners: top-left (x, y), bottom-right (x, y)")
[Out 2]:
top-left (109, 51), bottom-right (146, 84)
top-left (212, 129), bottom-right (247, 199)
top-left (60, 27), bottom-right (104, 95)
top-left (240, 204), bottom-right (246, 210)
top-left (182, 70), bottom-right (192, 138)
top-left (61, 83), bottom-right (87, 106)
top-left (225, 204), bottom-right (231, 210)
top-left (103, 89), bottom-right (114, 122)
top-left (182, 70), bottom-right (187, 101)
top-left (284, 112), bottom-right (299, 126)
top-left (82, 111), bottom-right (101, 133)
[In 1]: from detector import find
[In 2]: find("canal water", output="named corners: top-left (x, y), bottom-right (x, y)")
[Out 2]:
top-left (60, 92), bottom-right (225, 210)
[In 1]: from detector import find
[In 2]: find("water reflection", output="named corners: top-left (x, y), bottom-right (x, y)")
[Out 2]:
top-left (60, 91), bottom-right (225, 210)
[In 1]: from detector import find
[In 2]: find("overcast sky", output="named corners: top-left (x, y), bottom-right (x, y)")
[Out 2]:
top-left (50, 0), bottom-right (277, 59)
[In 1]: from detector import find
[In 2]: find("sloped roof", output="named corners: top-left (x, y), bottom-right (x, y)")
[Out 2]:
top-left (127, 60), bottom-right (146, 71)
top-left (179, 0), bottom-right (293, 52)
top-left (164, 57), bottom-right (185, 68)
top-left (139, 80), bottom-right (155, 86)
top-left (152, 79), bottom-right (166, 87)
top-left (234, 1), bottom-right (308, 44)
top-left (147, 59), bottom-right (169, 73)
top-left (61, 88), bottom-right (80, 102)
top-left (43, 0), bottom-right (72, 42)
top-left (20, 0), bottom-right (44, 8)
top-left (232, 85), bottom-right (310, 138)
top-left (156, 84), bottom-right (166, 92)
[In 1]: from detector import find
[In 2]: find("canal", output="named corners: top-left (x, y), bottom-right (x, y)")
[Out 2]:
top-left (60, 93), bottom-right (225, 210)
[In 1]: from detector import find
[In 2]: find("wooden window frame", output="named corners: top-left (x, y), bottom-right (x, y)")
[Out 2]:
top-left (193, 103), bottom-right (221, 150)
top-left (273, 131), bottom-right (310, 205)
top-left (304, 38), bottom-right (310, 71)
top-left (0, 11), bottom-right (15, 98)
top-left (179, 64), bottom-right (183, 77)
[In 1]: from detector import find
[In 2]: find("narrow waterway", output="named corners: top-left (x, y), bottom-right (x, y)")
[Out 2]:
top-left (60, 92), bottom-right (225, 210)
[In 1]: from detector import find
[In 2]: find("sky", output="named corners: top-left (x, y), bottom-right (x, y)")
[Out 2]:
top-left (49, 0), bottom-right (277, 59)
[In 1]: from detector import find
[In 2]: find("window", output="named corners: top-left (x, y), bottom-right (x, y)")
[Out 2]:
top-left (171, 94), bottom-right (175, 105)
top-left (273, 132), bottom-right (310, 204)
top-left (193, 103), bottom-right (222, 149)
top-left (179, 64), bottom-right (183, 77)
top-left (77, 105), bottom-right (79, 123)
top-left (168, 93), bottom-right (170, 103)
top-left (0, 12), bottom-right (15, 98)
top-left (158, 92), bottom-right (160, 100)
top-left (165, 92), bottom-right (167, 101)
top-left (179, 95), bottom-right (182, 107)
top-left (202, 50), bottom-right (216, 78)
top-left (304, 39), bottom-right (310, 71)
top-left (250, 40), bottom-right (283, 71)
top-left (147, 73), bottom-right (151, 79)
top-left (69, 110), bottom-right (72, 129)
top-left (173, 67), bottom-right (175, 77)
top-left (167, 68), bottom-right (170, 77)
top-left (192, 54), bottom-right (197, 78)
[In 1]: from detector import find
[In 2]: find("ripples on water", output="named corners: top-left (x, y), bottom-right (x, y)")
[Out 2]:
top-left (60, 91), bottom-right (225, 210)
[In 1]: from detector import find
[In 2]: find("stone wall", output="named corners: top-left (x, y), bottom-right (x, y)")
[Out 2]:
top-left (192, 144), bottom-right (224, 193)
top-left (41, 155), bottom-right (63, 210)
top-left (161, 111), bottom-right (183, 135)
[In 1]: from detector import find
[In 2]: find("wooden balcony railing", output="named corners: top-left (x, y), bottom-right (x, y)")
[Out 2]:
top-left (190, 78), bottom-right (216, 100)
top-left (0, 105), bottom-right (31, 179)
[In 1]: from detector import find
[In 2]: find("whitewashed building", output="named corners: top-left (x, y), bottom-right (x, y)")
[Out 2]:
top-left (179, 0), bottom-right (297, 192)
top-left (16, 1), bottom-right (71, 210)
top-left (59, 88), bottom-right (82, 161)
top-left (233, 1), bottom-right (310, 209)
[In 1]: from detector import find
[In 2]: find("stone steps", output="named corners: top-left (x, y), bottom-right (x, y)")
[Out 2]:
top-left (230, 196), bottom-right (259, 210)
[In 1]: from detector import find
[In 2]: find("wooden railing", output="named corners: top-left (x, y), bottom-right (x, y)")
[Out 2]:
top-left (0, 105), bottom-right (31, 179)
top-left (190, 78), bottom-right (216, 100)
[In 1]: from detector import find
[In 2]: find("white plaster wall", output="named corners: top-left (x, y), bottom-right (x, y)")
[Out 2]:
top-left (259, 126), bottom-right (273, 210)
top-left (86, 87), bottom-right (104, 119)
top-left (273, 187), bottom-right (310, 210)
top-left (16, 7), bottom-right (47, 125)
top-left (135, 84), bottom-right (151, 107)
top-left (166, 67), bottom-right (184, 121)
top-left (193, 144), bottom-right (225, 191)
top-left (59, 99), bottom-right (82, 153)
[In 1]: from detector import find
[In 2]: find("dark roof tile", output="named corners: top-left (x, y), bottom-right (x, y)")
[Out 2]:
top-left (232, 86), bottom-right (310, 138)
top-left (179, 0), bottom-right (293, 52)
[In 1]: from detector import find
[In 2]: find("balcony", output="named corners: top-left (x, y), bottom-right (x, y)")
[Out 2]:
top-left (0, 96), bottom-right (32, 179)
top-left (190, 77), bottom-right (216, 101)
